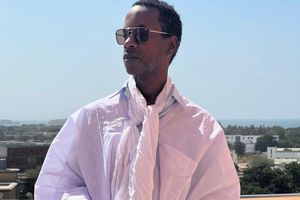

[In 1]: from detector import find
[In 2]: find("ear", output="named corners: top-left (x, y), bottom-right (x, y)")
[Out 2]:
top-left (166, 36), bottom-right (179, 56)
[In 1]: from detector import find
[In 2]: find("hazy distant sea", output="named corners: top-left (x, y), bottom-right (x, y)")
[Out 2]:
top-left (219, 119), bottom-right (300, 128)
top-left (3, 119), bottom-right (300, 129)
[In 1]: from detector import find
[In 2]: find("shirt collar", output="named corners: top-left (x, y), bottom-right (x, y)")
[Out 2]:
top-left (119, 76), bottom-right (185, 107)
top-left (171, 84), bottom-right (185, 107)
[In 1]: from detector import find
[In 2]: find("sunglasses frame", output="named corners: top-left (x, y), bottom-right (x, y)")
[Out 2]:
top-left (115, 27), bottom-right (173, 45)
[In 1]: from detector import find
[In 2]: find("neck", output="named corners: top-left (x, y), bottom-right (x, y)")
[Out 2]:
top-left (134, 75), bottom-right (167, 105)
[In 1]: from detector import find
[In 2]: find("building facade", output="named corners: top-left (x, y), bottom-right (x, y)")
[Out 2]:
top-left (0, 169), bottom-right (19, 199)
top-left (267, 147), bottom-right (300, 163)
top-left (0, 143), bottom-right (49, 171)
top-left (226, 135), bottom-right (279, 153)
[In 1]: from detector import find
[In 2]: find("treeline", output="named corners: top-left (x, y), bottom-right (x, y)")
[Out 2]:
top-left (0, 124), bottom-right (62, 135)
top-left (1, 124), bottom-right (300, 147)
top-left (0, 124), bottom-right (62, 142)
top-left (241, 158), bottom-right (300, 194)
top-left (224, 125), bottom-right (300, 148)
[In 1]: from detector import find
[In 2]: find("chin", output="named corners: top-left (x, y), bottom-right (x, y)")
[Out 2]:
top-left (124, 63), bottom-right (141, 76)
top-left (124, 59), bottom-right (152, 77)
top-left (125, 67), bottom-right (139, 76)
top-left (125, 69), bottom-right (135, 75)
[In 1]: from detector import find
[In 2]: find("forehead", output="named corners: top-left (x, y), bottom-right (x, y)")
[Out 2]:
top-left (124, 5), bottom-right (161, 30)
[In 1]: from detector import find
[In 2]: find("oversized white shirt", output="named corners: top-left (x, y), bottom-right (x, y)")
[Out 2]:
top-left (35, 80), bottom-right (240, 200)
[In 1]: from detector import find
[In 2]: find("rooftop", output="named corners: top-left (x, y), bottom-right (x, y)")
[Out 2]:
top-left (0, 140), bottom-right (50, 147)
top-left (241, 193), bottom-right (300, 200)
top-left (0, 182), bottom-right (18, 190)
top-left (0, 168), bottom-right (20, 173)
top-left (277, 148), bottom-right (300, 152)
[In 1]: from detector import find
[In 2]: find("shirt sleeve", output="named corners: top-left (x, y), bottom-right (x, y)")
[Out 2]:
top-left (34, 117), bottom-right (92, 200)
top-left (187, 121), bottom-right (240, 200)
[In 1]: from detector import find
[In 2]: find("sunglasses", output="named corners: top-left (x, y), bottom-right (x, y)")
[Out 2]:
top-left (115, 27), bottom-right (173, 45)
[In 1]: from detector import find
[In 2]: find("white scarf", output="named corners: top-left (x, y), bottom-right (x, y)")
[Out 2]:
top-left (111, 76), bottom-right (174, 200)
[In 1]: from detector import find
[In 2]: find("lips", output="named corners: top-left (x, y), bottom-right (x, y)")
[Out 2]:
top-left (123, 53), bottom-right (139, 61)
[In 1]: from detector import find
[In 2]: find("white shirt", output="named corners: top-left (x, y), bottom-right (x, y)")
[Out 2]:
top-left (35, 82), bottom-right (240, 200)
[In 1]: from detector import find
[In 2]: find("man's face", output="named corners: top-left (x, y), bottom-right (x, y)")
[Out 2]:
top-left (122, 6), bottom-right (170, 78)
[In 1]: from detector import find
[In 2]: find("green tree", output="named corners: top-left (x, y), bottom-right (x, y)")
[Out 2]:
top-left (285, 130), bottom-right (300, 147)
top-left (266, 169), bottom-right (293, 194)
top-left (234, 141), bottom-right (245, 156)
top-left (255, 135), bottom-right (278, 152)
top-left (285, 162), bottom-right (300, 192)
top-left (21, 166), bottom-right (42, 198)
top-left (227, 142), bottom-right (234, 150)
top-left (240, 182), bottom-right (270, 195)
top-left (241, 158), bottom-right (274, 194)
top-left (25, 166), bottom-right (41, 182)
top-left (240, 157), bottom-right (294, 194)
top-left (277, 139), bottom-right (293, 148)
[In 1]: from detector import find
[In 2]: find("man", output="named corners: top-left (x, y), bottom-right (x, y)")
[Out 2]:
top-left (35, 0), bottom-right (240, 199)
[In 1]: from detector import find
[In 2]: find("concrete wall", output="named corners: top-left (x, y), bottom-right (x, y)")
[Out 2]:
top-left (267, 147), bottom-right (300, 160)
top-left (0, 146), bottom-right (7, 158)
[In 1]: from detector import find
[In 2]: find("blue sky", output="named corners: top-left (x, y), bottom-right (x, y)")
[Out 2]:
top-left (0, 1), bottom-right (299, 121)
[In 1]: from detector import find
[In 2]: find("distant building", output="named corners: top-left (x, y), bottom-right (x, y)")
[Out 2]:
top-left (0, 142), bottom-right (49, 171)
top-left (43, 131), bottom-right (57, 137)
top-left (0, 146), bottom-right (7, 158)
top-left (267, 147), bottom-right (300, 164)
top-left (0, 168), bottom-right (20, 199)
top-left (274, 158), bottom-right (298, 166)
top-left (226, 135), bottom-right (279, 153)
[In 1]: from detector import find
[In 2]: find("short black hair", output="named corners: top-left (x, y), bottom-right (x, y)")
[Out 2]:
top-left (132, 0), bottom-right (182, 63)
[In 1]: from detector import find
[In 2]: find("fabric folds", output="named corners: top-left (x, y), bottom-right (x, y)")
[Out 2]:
top-left (111, 76), bottom-right (173, 200)
top-left (34, 75), bottom-right (241, 200)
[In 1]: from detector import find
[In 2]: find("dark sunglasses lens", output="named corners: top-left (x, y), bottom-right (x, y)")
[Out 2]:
top-left (116, 29), bottom-right (127, 45)
top-left (136, 28), bottom-right (149, 43)
top-left (115, 28), bottom-right (150, 45)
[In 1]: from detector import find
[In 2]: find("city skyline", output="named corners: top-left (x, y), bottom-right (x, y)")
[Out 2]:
top-left (1, 1), bottom-right (299, 121)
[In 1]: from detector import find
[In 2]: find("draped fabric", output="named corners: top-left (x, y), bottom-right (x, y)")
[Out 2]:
top-left (111, 76), bottom-right (173, 200)
top-left (34, 75), bottom-right (241, 200)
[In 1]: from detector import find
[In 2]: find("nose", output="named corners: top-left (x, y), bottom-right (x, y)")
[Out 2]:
top-left (123, 32), bottom-right (137, 49)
